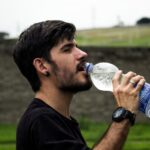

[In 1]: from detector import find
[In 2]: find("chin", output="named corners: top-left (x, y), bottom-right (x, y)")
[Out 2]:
top-left (74, 77), bottom-right (93, 92)
top-left (69, 83), bottom-right (92, 93)
top-left (78, 71), bottom-right (91, 82)
top-left (59, 72), bottom-right (92, 93)
top-left (60, 80), bottom-right (92, 93)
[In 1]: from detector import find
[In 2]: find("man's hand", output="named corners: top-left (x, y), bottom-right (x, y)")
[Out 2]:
top-left (112, 70), bottom-right (145, 114)
top-left (92, 70), bottom-right (146, 150)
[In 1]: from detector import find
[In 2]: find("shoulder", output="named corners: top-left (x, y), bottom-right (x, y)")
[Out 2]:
top-left (17, 99), bottom-right (58, 130)
top-left (22, 104), bottom-right (57, 126)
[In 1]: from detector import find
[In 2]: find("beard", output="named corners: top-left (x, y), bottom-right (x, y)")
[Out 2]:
top-left (59, 76), bottom-right (92, 93)
top-left (50, 61), bottom-right (92, 93)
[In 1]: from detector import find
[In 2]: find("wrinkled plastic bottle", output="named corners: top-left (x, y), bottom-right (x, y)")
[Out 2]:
top-left (85, 62), bottom-right (150, 118)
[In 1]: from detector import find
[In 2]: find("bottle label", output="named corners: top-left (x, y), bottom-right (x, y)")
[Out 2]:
top-left (145, 100), bottom-right (150, 117)
top-left (139, 83), bottom-right (150, 116)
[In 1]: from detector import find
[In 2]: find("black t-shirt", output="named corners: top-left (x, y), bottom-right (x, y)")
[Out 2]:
top-left (16, 98), bottom-right (91, 150)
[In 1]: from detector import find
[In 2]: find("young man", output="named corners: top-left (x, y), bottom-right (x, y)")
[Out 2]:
top-left (13, 20), bottom-right (145, 150)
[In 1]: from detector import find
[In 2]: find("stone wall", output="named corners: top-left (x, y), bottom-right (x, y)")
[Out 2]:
top-left (0, 44), bottom-right (150, 123)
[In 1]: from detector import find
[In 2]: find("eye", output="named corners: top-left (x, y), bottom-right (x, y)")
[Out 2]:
top-left (62, 45), bottom-right (74, 53)
top-left (63, 47), bottom-right (72, 52)
top-left (61, 43), bottom-right (76, 53)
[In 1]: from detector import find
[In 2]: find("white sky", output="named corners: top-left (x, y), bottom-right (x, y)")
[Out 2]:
top-left (0, 0), bottom-right (150, 37)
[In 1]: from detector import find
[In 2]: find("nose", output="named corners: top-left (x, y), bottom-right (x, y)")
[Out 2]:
top-left (75, 47), bottom-right (88, 60)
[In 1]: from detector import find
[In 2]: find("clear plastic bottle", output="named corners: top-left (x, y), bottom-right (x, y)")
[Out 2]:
top-left (85, 62), bottom-right (150, 118)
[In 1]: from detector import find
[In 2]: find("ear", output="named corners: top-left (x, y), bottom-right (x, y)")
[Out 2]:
top-left (33, 58), bottom-right (50, 76)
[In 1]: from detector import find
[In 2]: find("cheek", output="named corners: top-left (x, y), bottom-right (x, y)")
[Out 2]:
top-left (59, 60), bottom-right (76, 73)
top-left (52, 55), bottom-right (76, 77)
top-left (60, 67), bottom-right (74, 79)
top-left (58, 64), bottom-right (76, 82)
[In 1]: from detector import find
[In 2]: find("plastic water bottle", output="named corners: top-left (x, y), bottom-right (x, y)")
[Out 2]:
top-left (85, 62), bottom-right (150, 118)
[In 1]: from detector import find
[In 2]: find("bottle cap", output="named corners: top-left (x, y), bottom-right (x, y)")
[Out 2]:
top-left (85, 63), bottom-right (93, 73)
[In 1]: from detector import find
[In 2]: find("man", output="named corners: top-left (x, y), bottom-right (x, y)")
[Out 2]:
top-left (13, 20), bottom-right (145, 150)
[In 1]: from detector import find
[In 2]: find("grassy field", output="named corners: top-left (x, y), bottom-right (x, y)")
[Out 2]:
top-left (81, 121), bottom-right (150, 150)
top-left (76, 25), bottom-right (150, 47)
top-left (0, 121), bottom-right (150, 150)
top-left (0, 124), bottom-right (16, 150)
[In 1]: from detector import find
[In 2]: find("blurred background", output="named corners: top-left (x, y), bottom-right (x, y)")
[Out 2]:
top-left (0, 0), bottom-right (150, 149)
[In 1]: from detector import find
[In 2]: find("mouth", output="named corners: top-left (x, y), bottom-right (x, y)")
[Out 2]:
top-left (77, 62), bottom-right (86, 72)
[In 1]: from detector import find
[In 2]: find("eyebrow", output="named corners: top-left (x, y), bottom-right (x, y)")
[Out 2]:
top-left (60, 42), bottom-right (77, 50)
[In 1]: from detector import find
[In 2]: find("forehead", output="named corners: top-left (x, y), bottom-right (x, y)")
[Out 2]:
top-left (57, 38), bottom-right (76, 47)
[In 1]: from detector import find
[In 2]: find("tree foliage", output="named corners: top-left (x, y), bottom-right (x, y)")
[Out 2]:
top-left (0, 32), bottom-right (9, 40)
top-left (136, 17), bottom-right (150, 25)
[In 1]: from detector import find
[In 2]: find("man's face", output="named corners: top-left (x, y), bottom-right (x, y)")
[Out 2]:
top-left (49, 39), bottom-right (92, 93)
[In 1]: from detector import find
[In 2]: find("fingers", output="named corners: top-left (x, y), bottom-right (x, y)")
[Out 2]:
top-left (112, 70), bottom-right (122, 89)
top-left (121, 71), bottom-right (137, 86)
top-left (112, 70), bottom-right (146, 114)
top-left (113, 70), bottom-right (146, 94)
top-left (124, 73), bottom-right (145, 96)
top-left (128, 75), bottom-right (144, 88)
top-left (134, 78), bottom-right (145, 92)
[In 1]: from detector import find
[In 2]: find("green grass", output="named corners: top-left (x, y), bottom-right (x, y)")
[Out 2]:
top-left (76, 25), bottom-right (150, 47)
top-left (0, 124), bottom-right (16, 150)
top-left (0, 122), bottom-right (150, 150)
top-left (0, 144), bottom-right (16, 150)
top-left (80, 120), bottom-right (150, 150)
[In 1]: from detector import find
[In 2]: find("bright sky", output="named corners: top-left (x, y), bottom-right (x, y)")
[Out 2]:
top-left (0, 0), bottom-right (150, 37)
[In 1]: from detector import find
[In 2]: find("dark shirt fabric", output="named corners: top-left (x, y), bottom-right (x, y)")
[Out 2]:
top-left (17, 98), bottom-right (91, 150)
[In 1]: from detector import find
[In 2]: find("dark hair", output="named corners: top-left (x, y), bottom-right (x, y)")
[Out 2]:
top-left (13, 20), bottom-right (76, 92)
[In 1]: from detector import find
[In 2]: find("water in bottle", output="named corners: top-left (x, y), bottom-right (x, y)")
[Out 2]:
top-left (85, 62), bottom-right (119, 91)
top-left (85, 62), bottom-right (150, 118)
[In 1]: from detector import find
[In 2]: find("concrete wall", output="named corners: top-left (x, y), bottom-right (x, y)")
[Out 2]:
top-left (0, 44), bottom-right (150, 123)
top-left (71, 46), bottom-right (150, 123)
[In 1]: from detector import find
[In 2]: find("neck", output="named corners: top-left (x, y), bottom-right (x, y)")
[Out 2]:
top-left (35, 86), bottom-right (74, 119)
